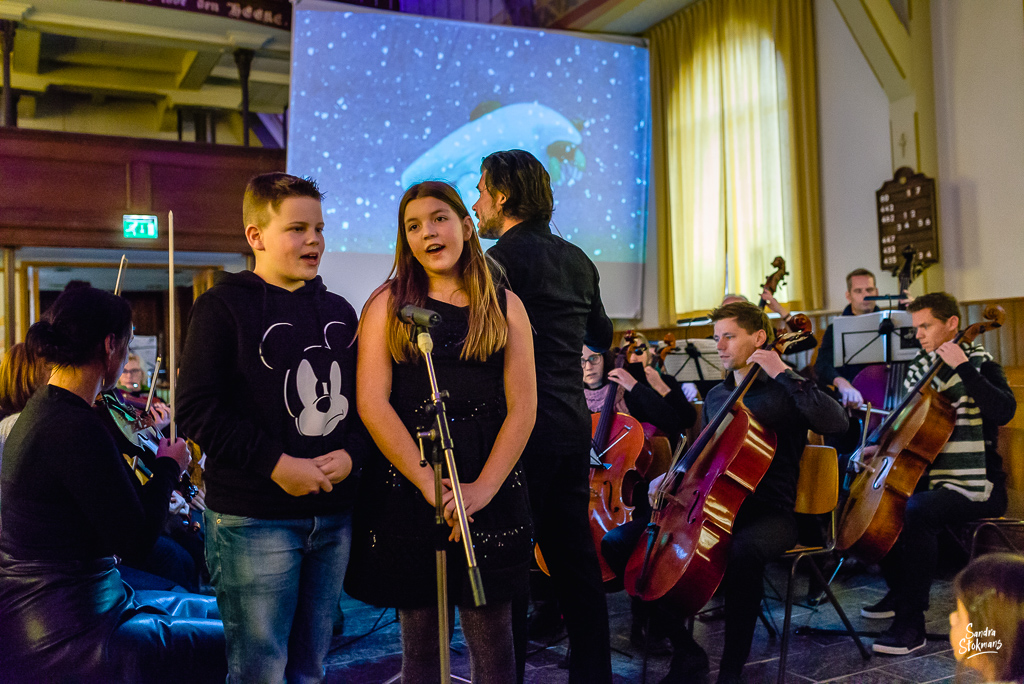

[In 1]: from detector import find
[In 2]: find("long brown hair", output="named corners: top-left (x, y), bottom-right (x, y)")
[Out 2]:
top-left (378, 181), bottom-right (508, 363)
top-left (0, 343), bottom-right (49, 415)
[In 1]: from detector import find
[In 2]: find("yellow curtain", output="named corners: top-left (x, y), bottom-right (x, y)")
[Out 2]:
top-left (647, 0), bottom-right (822, 322)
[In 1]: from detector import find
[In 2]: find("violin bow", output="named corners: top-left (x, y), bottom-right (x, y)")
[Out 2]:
top-left (168, 210), bottom-right (177, 442)
top-left (113, 254), bottom-right (128, 297)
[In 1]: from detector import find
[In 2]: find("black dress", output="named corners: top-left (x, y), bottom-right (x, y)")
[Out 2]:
top-left (346, 297), bottom-right (532, 608)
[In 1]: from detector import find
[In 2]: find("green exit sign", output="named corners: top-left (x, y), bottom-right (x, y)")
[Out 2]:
top-left (123, 214), bottom-right (159, 239)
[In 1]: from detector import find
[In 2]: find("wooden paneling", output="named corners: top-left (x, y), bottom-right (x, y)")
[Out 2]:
top-left (999, 368), bottom-right (1024, 518)
top-left (0, 128), bottom-right (285, 254)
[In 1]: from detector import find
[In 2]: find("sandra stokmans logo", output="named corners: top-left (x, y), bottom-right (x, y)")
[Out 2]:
top-left (959, 623), bottom-right (1003, 659)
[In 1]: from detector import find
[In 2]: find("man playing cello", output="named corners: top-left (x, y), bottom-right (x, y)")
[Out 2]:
top-left (863, 292), bottom-right (1015, 655)
top-left (603, 302), bottom-right (847, 684)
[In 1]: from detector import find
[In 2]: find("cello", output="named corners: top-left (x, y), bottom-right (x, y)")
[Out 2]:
top-left (837, 305), bottom-right (1005, 564)
top-left (535, 332), bottom-right (658, 582)
top-left (758, 256), bottom-right (813, 335)
top-left (623, 328), bottom-right (815, 613)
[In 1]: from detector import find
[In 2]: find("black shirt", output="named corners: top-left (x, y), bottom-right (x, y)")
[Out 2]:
top-left (487, 218), bottom-right (614, 453)
top-left (177, 271), bottom-right (368, 519)
top-left (703, 368), bottom-right (848, 511)
top-left (0, 385), bottom-right (178, 563)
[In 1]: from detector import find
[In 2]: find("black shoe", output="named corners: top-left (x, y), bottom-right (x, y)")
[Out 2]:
top-left (872, 621), bottom-right (927, 655)
top-left (806, 588), bottom-right (827, 607)
top-left (658, 643), bottom-right (709, 684)
top-left (861, 591), bottom-right (896, 619)
top-left (715, 673), bottom-right (742, 684)
top-left (527, 601), bottom-right (563, 642)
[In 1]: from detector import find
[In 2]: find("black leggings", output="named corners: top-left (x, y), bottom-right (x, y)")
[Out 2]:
top-left (400, 601), bottom-right (515, 684)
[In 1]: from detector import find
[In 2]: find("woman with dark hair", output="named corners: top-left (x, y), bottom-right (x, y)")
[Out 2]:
top-left (582, 332), bottom-right (696, 448)
top-left (950, 552), bottom-right (1024, 683)
top-left (0, 286), bottom-right (225, 683)
top-left (347, 181), bottom-right (536, 683)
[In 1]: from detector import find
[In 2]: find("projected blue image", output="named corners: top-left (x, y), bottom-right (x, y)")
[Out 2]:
top-left (289, 8), bottom-right (651, 262)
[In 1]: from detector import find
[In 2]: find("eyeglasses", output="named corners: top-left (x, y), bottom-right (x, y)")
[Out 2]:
top-left (581, 354), bottom-right (602, 367)
top-left (630, 344), bottom-right (648, 355)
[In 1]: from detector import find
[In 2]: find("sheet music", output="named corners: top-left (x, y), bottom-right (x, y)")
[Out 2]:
top-left (662, 339), bottom-right (725, 382)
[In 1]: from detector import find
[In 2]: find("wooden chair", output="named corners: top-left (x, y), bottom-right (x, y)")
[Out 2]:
top-left (772, 444), bottom-right (870, 683)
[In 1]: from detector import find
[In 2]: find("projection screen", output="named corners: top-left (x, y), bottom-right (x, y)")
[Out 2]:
top-left (288, 1), bottom-right (651, 317)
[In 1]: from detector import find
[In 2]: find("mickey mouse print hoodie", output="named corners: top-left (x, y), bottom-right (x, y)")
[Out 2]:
top-left (177, 270), bottom-right (367, 519)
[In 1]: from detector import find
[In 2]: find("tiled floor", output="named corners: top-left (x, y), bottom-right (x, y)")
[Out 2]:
top-left (324, 562), bottom-right (979, 683)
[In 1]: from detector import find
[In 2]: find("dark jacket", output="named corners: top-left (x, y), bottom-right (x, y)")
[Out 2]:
top-left (704, 368), bottom-right (848, 511)
top-left (177, 271), bottom-right (367, 519)
top-left (487, 218), bottom-right (614, 454)
top-left (0, 385), bottom-right (178, 563)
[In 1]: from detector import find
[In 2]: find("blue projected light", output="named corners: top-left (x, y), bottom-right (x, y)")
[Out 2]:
top-left (288, 7), bottom-right (651, 263)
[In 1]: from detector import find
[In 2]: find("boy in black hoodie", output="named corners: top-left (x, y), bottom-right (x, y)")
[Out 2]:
top-left (177, 173), bottom-right (364, 683)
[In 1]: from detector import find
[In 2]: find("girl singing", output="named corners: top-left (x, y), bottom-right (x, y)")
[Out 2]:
top-left (346, 181), bottom-right (536, 683)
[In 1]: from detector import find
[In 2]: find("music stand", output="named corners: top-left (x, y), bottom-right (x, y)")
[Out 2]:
top-left (832, 308), bottom-right (918, 369)
top-left (662, 339), bottom-right (724, 383)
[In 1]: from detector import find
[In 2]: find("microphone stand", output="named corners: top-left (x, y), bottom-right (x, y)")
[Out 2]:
top-left (412, 324), bottom-right (486, 684)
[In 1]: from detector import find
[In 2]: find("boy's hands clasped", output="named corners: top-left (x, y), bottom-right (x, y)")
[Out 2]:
top-left (271, 449), bottom-right (353, 496)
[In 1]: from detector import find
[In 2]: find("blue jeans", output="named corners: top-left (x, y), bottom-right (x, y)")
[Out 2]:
top-left (204, 509), bottom-right (351, 684)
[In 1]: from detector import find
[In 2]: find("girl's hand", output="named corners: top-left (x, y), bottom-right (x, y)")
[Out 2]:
top-left (417, 475), bottom-right (450, 510)
top-left (440, 479), bottom-right (497, 541)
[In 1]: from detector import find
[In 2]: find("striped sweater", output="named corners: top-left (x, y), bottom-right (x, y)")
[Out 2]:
top-left (902, 341), bottom-right (993, 502)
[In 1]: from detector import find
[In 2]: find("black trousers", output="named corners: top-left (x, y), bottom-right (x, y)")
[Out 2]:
top-left (513, 443), bottom-right (612, 684)
top-left (603, 499), bottom-right (798, 677)
top-left (881, 483), bottom-right (1006, 624)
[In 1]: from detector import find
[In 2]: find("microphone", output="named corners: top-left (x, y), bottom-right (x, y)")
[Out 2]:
top-left (399, 304), bottom-right (442, 328)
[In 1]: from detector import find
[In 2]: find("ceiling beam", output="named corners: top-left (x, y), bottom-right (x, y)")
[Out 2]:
top-left (11, 64), bottom-right (286, 111)
top-left (176, 49), bottom-right (222, 89)
top-left (12, 27), bottom-right (40, 73)
top-left (833, 0), bottom-right (912, 101)
top-left (14, 7), bottom-right (287, 57)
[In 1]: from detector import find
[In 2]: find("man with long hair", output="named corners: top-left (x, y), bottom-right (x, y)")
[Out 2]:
top-left (474, 149), bottom-right (614, 684)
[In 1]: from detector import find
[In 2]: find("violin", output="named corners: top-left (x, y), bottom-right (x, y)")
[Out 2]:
top-left (837, 305), bottom-right (1005, 563)
top-left (97, 387), bottom-right (198, 503)
top-left (758, 256), bottom-right (813, 335)
top-left (623, 328), bottom-right (816, 614)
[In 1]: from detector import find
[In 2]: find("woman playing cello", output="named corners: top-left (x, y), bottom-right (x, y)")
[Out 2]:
top-left (583, 333), bottom-right (697, 448)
